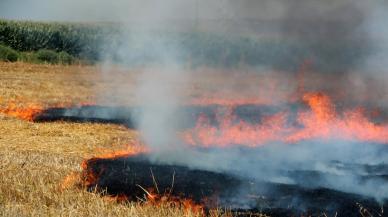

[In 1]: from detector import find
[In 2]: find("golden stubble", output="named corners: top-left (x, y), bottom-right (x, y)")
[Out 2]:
top-left (0, 62), bottom-right (241, 217)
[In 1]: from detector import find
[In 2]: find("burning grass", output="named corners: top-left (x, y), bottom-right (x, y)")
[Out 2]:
top-left (0, 118), bottom-right (230, 217)
top-left (1, 61), bottom-right (387, 216)
top-left (0, 62), bottom-right (235, 217)
top-left (183, 92), bottom-right (388, 147)
top-left (0, 101), bottom-right (43, 121)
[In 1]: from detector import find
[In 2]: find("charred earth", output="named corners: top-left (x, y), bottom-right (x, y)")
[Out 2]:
top-left (82, 154), bottom-right (388, 217)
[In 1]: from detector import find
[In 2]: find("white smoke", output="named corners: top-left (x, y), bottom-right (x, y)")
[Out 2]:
top-left (2, 0), bottom-right (387, 205)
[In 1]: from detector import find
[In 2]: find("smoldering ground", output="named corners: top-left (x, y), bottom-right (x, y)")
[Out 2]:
top-left (101, 0), bottom-right (388, 206)
top-left (2, 0), bottom-right (388, 207)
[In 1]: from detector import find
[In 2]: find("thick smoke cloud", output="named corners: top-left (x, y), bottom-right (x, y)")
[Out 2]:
top-left (119, 0), bottom-right (388, 203)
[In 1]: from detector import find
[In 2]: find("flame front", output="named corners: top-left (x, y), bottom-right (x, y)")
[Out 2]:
top-left (183, 92), bottom-right (388, 147)
top-left (80, 144), bottom-right (148, 187)
top-left (0, 102), bottom-right (43, 121)
top-left (0, 101), bottom-right (97, 121)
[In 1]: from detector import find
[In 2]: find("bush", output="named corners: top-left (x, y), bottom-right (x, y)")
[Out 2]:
top-left (35, 49), bottom-right (59, 63)
top-left (0, 44), bottom-right (19, 62)
top-left (58, 51), bottom-right (74, 64)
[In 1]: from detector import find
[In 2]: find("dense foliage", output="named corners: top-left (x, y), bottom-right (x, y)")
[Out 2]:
top-left (0, 19), bottom-right (115, 61)
top-left (0, 44), bottom-right (19, 62)
top-left (0, 19), bottom-right (370, 70)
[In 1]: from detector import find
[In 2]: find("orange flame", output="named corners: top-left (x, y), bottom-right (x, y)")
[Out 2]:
top-left (287, 92), bottom-right (388, 143)
top-left (145, 193), bottom-right (205, 215)
top-left (80, 144), bottom-right (148, 187)
top-left (77, 142), bottom-right (204, 214)
top-left (183, 92), bottom-right (388, 147)
top-left (183, 109), bottom-right (289, 147)
top-left (88, 145), bottom-right (148, 162)
top-left (0, 102), bottom-right (43, 121)
top-left (0, 100), bottom-right (97, 121)
top-left (104, 191), bottom-right (204, 215)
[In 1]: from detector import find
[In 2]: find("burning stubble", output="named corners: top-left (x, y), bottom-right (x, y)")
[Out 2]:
top-left (2, 0), bottom-right (388, 213)
top-left (74, 0), bottom-right (388, 206)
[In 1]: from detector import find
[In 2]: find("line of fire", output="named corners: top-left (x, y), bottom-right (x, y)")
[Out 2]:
top-left (1, 1), bottom-right (388, 216)
top-left (1, 65), bottom-right (387, 216)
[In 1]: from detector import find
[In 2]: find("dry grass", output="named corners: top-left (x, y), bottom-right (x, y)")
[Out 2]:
top-left (0, 62), bottom-right (244, 217)
top-left (0, 61), bottom-right (298, 107)
top-left (0, 107), bottom-right (210, 217)
top-left (0, 62), bottom-right (95, 106)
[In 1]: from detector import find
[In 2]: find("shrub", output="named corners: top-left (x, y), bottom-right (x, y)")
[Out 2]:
top-left (35, 49), bottom-right (59, 63)
top-left (0, 44), bottom-right (19, 62)
top-left (18, 52), bottom-right (34, 62)
top-left (58, 51), bottom-right (74, 64)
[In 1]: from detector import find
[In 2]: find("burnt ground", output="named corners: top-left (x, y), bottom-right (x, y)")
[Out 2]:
top-left (83, 155), bottom-right (388, 217)
top-left (32, 104), bottom-right (300, 129)
top-left (33, 104), bottom-right (388, 129)
top-left (35, 104), bottom-right (388, 216)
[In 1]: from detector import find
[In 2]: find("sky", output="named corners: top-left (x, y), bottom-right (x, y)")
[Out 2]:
top-left (0, 0), bottom-right (361, 22)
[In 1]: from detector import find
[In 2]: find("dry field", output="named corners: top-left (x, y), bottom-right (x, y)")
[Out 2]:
top-left (0, 62), bottom-right (256, 217)
top-left (1, 62), bottom-right (383, 216)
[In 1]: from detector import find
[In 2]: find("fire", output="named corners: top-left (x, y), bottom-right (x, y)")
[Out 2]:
top-left (76, 138), bottom-right (208, 215)
top-left (80, 144), bottom-right (148, 187)
top-left (286, 92), bottom-right (337, 142)
top-left (183, 92), bottom-right (388, 147)
top-left (101, 191), bottom-right (204, 215)
top-left (145, 193), bottom-right (204, 215)
top-left (88, 144), bottom-right (148, 162)
top-left (0, 101), bottom-right (97, 121)
top-left (78, 143), bottom-right (204, 215)
top-left (61, 144), bottom-right (148, 190)
top-left (183, 110), bottom-right (288, 147)
top-left (287, 92), bottom-right (388, 143)
top-left (0, 101), bottom-right (43, 121)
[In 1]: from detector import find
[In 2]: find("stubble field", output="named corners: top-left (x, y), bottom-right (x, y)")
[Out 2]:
top-left (0, 62), bottom-right (238, 217)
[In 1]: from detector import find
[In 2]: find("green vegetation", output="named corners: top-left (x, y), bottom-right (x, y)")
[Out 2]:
top-left (0, 19), bottom-right (370, 70)
top-left (0, 44), bottom-right (75, 64)
top-left (0, 19), bottom-right (112, 61)
top-left (32, 49), bottom-right (73, 64)
top-left (0, 44), bottom-right (20, 62)
top-left (35, 49), bottom-right (59, 63)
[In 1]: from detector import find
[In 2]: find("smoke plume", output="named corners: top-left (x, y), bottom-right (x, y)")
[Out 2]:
top-left (2, 0), bottom-right (388, 205)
